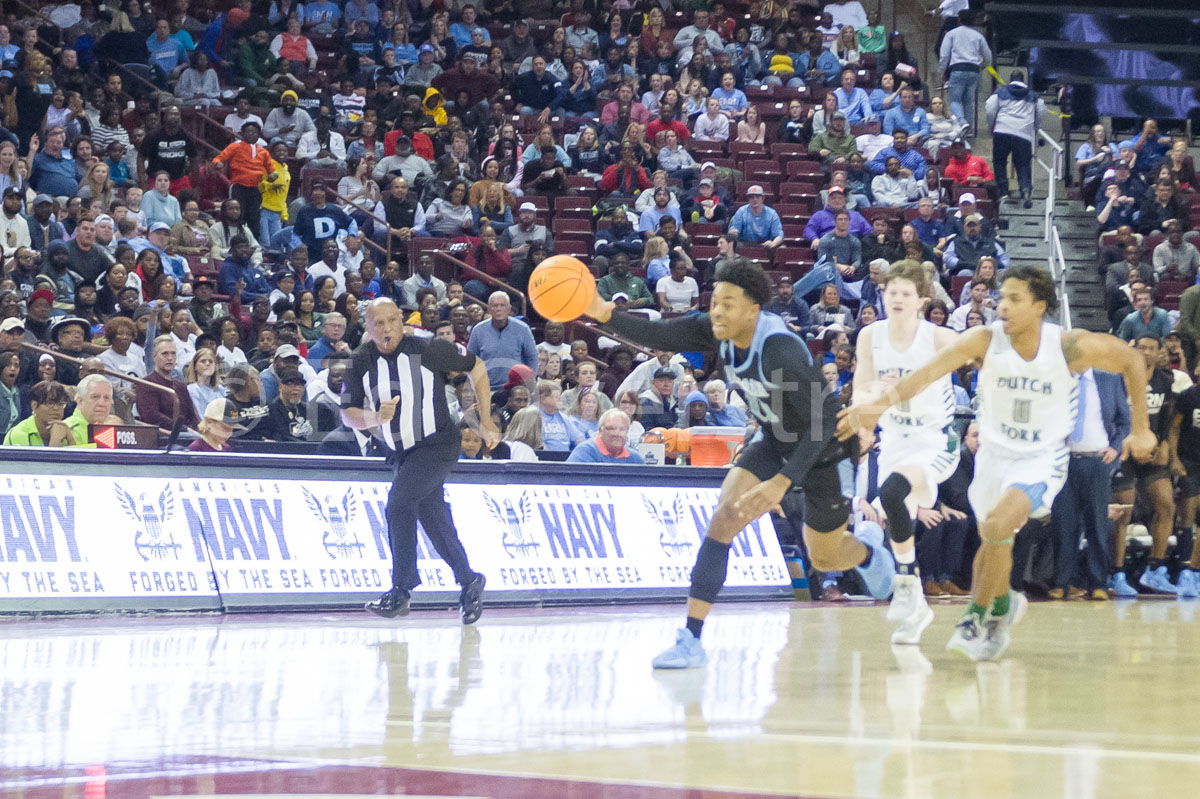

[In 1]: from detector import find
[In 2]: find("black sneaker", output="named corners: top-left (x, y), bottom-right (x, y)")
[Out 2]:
top-left (366, 587), bottom-right (411, 618)
top-left (459, 573), bottom-right (486, 625)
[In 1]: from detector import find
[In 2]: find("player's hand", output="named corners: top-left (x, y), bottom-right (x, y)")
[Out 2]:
top-left (378, 396), bottom-right (400, 424)
top-left (1152, 441), bottom-right (1170, 467)
top-left (1101, 446), bottom-right (1119, 465)
top-left (480, 419), bottom-right (501, 450)
top-left (1127, 429), bottom-right (1156, 462)
top-left (916, 507), bottom-right (943, 528)
top-left (584, 293), bottom-right (615, 323)
top-left (1171, 458), bottom-right (1187, 478)
top-left (836, 401), bottom-right (883, 441)
top-left (942, 506), bottom-right (968, 521)
top-left (733, 474), bottom-right (790, 522)
top-left (858, 500), bottom-right (881, 525)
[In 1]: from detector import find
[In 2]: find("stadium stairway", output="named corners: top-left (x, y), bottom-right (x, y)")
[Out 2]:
top-left (999, 199), bottom-right (1107, 332)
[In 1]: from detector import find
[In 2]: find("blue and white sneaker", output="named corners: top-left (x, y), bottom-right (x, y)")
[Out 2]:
top-left (652, 628), bottom-right (707, 669)
top-left (1109, 572), bottom-right (1138, 598)
top-left (979, 591), bottom-right (1028, 662)
top-left (853, 524), bottom-right (896, 600)
top-left (1139, 565), bottom-right (1178, 595)
top-left (946, 614), bottom-right (987, 661)
top-left (1177, 569), bottom-right (1200, 599)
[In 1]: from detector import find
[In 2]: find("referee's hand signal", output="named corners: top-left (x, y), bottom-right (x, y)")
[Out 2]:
top-left (379, 396), bottom-right (400, 423)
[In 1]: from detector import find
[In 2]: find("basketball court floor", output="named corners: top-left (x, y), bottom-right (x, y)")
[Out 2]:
top-left (2, 599), bottom-right (1198, 799)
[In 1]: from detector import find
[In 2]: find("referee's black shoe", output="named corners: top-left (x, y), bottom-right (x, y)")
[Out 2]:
top-left (459, 573), bottom-right (486, 625)
top-left (366, 587), bottom-right (411, 618)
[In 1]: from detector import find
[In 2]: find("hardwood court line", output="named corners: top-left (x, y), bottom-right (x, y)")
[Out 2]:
top-left (376, 718), bottom-right (1200, 766)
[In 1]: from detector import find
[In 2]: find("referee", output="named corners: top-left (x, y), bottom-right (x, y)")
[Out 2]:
top-left (342, 298), bottom-right (501, 622)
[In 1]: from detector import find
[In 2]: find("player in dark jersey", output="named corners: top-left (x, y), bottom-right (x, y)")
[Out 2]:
top-left (1169, 375), bottom-right (1200, 598)
top-left (584, 259), bottom-right (897, 669)
top-left (1111, 335), bottom-right (1176, 594)
top-left (342, 298), bottom-right (501, 622)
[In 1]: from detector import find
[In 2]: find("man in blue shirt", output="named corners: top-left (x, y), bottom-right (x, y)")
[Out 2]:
top-left (146, 19), bottom-right (189, 76)
top-left (291, 182), bottom-right (356, 260)
top-left (450, 5), bottom-right (488, 48)
top-left (833, 68), bottom-right (873, 124)
top-left (882, 88), bottom-right (930, 142)
top-left (910, 197), bottom-right (946, 251)
top-left (29, 127), bottom-right (78, 198)
top-left (1116, 289), bottom-right (1171, 343)
top-left (466, 291), bottom-right (539, 388)
top-left (796, 33), bottom-right (840, 86)
top-left (537, 379), bottom-right (583, 452)
top-left (728, 185), bottom-right (783, 248)
top-left (304, 0), bottom-right (342, 34)
top-left (867, 129), bottom-right (927, 179)
top-left (639, 187), bottom-right (682, 238)
top-left (219, 236), bottom-right (272, 303)
top-left (567, 408), bottom-right (646, 463)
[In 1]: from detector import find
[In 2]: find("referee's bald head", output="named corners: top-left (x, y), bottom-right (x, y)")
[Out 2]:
top-left (366, 298), bottom-right (403, 351)
top-left (365, 297), bottom-right (399, 322)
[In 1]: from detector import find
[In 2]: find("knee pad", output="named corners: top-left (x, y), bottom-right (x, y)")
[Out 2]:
top-left (804, 492), bottom-right (851, 533)
top-left (880, 474), bottom-right (915, 544)
top-left (688, 538), bottom-right (731, 604)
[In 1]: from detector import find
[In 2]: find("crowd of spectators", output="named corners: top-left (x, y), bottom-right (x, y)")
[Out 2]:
top-left (0, 0), bottom-right (1198, 598)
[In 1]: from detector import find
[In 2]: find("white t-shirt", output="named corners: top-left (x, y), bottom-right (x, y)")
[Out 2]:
top-left (538, 341), bottom-right (571, 359)
top-left (659, 276), bottom-right (699, 311)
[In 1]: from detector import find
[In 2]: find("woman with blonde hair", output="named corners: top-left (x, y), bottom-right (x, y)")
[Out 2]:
top-left (185, 347), bottom-right (226, 413)
top-left (643, 235), bottom-right (670, 287)
top-left (833, 25), bottom-right (860, 67)
top-left (567, 389), bottom-right (602, 438)
top-left (78, 161), bottom-right (115, 209)
top-left (503, 405), bottom-right (543, 461)
top-left (0, 139), bottom-right (26, 197)
top-left (736, 104), bottom-right (766, 144)
top-left (473, 182), bottom-right (512, 235)
top-left (959, 255), bottom-right (1001, 305)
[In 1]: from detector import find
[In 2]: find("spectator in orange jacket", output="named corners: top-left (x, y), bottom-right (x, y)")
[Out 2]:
top-left (211, 120), bottom-right (279, 242)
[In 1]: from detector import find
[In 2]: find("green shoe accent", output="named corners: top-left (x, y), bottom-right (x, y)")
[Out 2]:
top-left (991, 593), bottom-right (1010, 617)
top-left (965, 603), bottom-right (987, 621)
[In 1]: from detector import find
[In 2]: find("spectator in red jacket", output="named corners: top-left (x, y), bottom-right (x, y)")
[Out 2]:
top-left (600, 142), bottom-right (653, 195)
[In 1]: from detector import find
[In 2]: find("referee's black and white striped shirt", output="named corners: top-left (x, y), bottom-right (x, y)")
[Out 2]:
top-left (343, 337), bottom-right (477, 451)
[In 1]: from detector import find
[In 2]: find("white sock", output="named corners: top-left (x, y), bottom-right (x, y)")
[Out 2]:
top-left (895, 549), bottom-right (916, 565)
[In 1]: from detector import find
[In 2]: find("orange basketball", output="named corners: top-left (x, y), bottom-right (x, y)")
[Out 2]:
top-left (528, 255), bottom-right (596, 322)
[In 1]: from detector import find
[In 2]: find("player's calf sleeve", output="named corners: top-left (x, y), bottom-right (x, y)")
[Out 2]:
top-left (879, 474), bottom-right (915, 544)
top-left (689, 537), bottom-right (731, 604)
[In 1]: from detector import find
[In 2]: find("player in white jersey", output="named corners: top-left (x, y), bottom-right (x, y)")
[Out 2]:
top-left (852, 261), bottom-right (960, 645)
top-left (839, 266), bottom-right (1155, 661)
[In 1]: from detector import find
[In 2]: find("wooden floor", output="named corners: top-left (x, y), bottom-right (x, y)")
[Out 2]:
top-left (2, 599), bottom-right (1200, 798)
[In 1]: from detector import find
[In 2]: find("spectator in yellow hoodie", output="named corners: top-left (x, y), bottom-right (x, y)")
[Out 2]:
top-left (259, 139), bottom-right (291, 246)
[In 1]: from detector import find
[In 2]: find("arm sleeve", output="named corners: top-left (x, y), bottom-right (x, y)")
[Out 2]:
top-left (420, 337), bottom-right (477, 373)
top-left (760, 335), bottom-right (829, 484)
top-left (603, 311), bottom-right (716, 353)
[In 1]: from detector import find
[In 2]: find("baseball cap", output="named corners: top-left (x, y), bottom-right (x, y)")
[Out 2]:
top-left (958, 192), bottom-right (976, 204)
top-left (827, 185), bottom-right (844, 194)
top-left (51, 316), bottom-right (91, 341)
top-left (612, 292), bottom-right (630, 302)
top-left (699, 177), bottom-right (714, 187)
top-left (472, 26), bottom-right (485, 36)
top-left (149, 221), bottom-right (170, 233)
top-left (2, 186), bottom-right (20, 197)
top-left (1115, 160), bottom-right (1131, 170)
top-left (504, 363), bottom-right (534, 388)
top-left (746, 185), bottom-right (764, 196)
top-left (277, 367), bottom-right (306, 385)
top-left (0, 317), bottom-right (25, 333)
top-left (965, 213), bottom-right (983, 223)
top-left (777, 275), bottom-right (792, 284)
top-left (1102, 169), bottom-right (1116, 180)
top-left (193, 275), bottom-right (216, 288)
top-left (832, 110), bottom-right (847, 120)
top-left (419, 43), bottom-right (434, 53)
top-left (653, 367), bottom-right (676, 379)
top-left (700, 161), bottom-right (716, 171)
top-left (203, 397), bottom-right (246, 429)
top-left (0, 71), bottom-right (12, 79)
top-left (516, 18), bottom-right (529, 26)
top-left (94, 214), bottom-right (114, 227)
top-left (519, 201), bottom-right (537, 212)
top-left (274, 344), bottom-right (302, 360)
top-left (33, 193), bottom-right (52, 205)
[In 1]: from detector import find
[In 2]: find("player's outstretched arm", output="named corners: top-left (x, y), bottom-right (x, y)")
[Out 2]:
top-left (469, 357), bottom-right (501, 447)
top-left (837, 325), bottom-right (990, 440)
top-left (584, 289), bottom-right (715, 353)
top-left (1063, 329), bottom-right (1155, 460)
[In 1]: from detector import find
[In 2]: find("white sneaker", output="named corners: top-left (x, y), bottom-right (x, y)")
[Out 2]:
top-left (886, 574), bottom-right (919, 622)
top-left (979, 591), bottom-right (1029, 661)
top-left (946, 614), bottom-right (988, 661)
top-left (892, 599), bottom-right (935, 645)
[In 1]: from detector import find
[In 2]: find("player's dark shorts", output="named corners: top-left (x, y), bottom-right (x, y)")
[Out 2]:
top-left (736, 434), bottom-right (854, 533)
top-left (1178, 459), bottom-right (1200, 497)
top-left (1112, 460), bottom-right (1171, 493)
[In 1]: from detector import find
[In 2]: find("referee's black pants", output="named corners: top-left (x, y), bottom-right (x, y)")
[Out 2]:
top-left (386, 428), bottom-right (476, 592)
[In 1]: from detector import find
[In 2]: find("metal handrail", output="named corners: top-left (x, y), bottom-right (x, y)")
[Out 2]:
top-left (19, 342), bottom-right (183, 436)
top-left (433, 249), bottom-right (529, 317)
top-left (326, 187), bottom-right (396, 264)
top-left (1035, 128), bottom-right (1064, 244)
top-left (1034, 127), bottom-right (1071, 330)
top-left (1050, 225), bottom-right (1071, 330)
